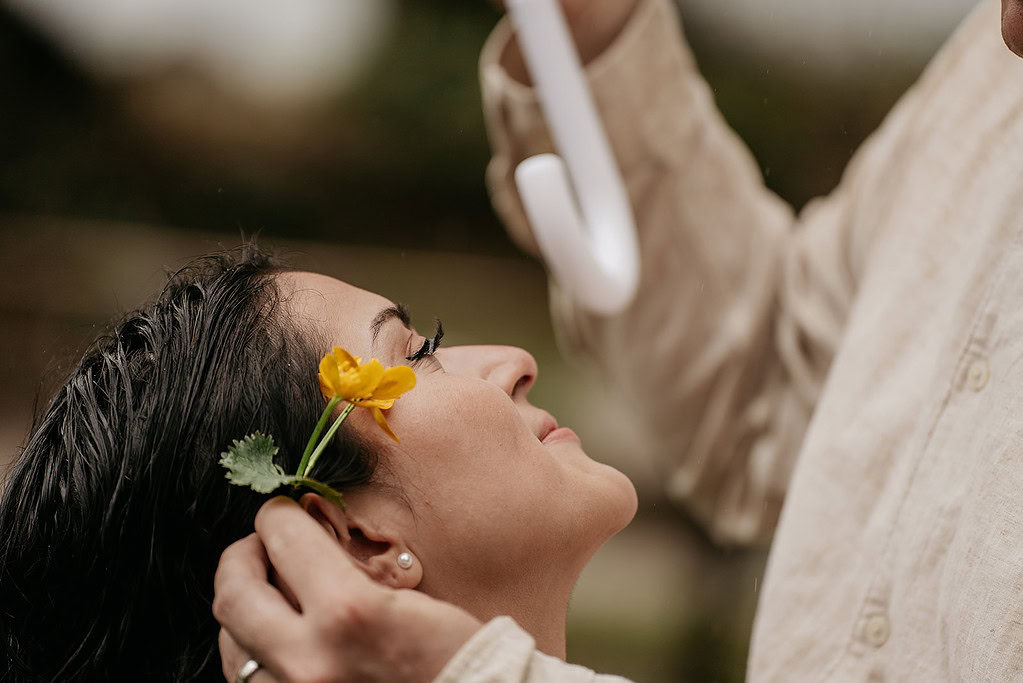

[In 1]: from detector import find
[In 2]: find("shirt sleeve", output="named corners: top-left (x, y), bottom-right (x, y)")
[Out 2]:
top-left (479, 0), bottom-right (893, 544)
top-left (432, 617), bottom-right (635, 683)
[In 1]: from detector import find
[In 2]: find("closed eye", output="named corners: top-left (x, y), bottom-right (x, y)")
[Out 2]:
top-left (406, 319), bottom-right (443, 365)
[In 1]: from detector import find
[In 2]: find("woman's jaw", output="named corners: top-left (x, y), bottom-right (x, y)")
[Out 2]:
top-left (281, 271), bottom-right (638, 657)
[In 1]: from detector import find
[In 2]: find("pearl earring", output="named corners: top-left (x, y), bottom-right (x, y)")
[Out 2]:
top-left (397, 552), bottom-right (414, 569)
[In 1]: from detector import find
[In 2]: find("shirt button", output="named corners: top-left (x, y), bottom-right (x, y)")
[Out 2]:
top-left (967, 359), bottom-right (989, 392)
top-left (863, 614), bottom-right (891, 647)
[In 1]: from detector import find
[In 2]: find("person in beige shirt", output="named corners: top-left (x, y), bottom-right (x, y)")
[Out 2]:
top-left (213, 0), bottom-right (1023, 680)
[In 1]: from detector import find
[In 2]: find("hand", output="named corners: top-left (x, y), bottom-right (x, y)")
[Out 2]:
top-left (496, 0), bottom-right (643, 83)
top-left (490, 0), bottom-right (628, 27)
top-left (213, 497), bottom-right (482, 683)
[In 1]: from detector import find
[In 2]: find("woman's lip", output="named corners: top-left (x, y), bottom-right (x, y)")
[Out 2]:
top-left (541, 426), bottom-right (580, 445)
top-left (537, 412), bottom-right (558, 441)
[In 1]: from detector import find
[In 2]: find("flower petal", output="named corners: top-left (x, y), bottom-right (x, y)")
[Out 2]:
top-left (318, 352), bottom-right (343, 398)
top-left (353, 359), bottom-right (385, 397)
top-left (332, 346), bottom-right (359, 372)
top-left (333, 371), bottom-right (365, 399)
top-left (370, 406), bottom-right (400, 442)
top-left (371, 366), bottom-right (417, 401)
top-left (318, 346), bottom-right (415, 439)
top-left (318, 373), bottom-right (333, 399)
top-left (360, 397), bottom-right (395, 410)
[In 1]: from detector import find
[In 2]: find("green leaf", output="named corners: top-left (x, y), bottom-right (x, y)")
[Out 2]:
top-left (219, 432), bottom-right (346, 509)
top-left (219, 432), bottom-right (297, 494)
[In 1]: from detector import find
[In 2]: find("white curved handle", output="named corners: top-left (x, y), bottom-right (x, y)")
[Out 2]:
top-left (506, 0), bottom-right (639, 315)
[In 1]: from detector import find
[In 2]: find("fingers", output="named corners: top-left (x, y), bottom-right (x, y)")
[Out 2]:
top-left (213, 533), bottom-right (268, 595)
top-left (219, 628), bottom-right (279, 683)
top-left (213, 533), bottom-right (304, 659)
top-left (219, 628), bottom-right (246, 681)
top-left (215, 499), bottom-right (484, 683)
top-left (254, 497), bottom-right (372, 607)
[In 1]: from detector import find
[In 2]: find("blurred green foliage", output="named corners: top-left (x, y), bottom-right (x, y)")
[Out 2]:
top-left (0, 1), bottom-right (925, 249)
top-left (0, 4), bottom-right (936, 679)
top-left (0, 1), bottom-right (503, 251)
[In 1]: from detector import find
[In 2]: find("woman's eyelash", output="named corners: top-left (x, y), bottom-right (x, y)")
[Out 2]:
top-left (406, 319), bottom-right (444, 363)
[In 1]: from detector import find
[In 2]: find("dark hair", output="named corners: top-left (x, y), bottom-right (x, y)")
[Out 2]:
top-left (0, 245), bottom-right (377, 681)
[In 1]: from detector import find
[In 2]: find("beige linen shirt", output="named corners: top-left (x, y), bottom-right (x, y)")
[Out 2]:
top-left (437, 0), bottom-right (1023, 680)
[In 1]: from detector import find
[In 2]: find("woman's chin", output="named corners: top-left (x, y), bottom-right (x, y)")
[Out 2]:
top-left (574, 466), bottom-right (638, 579)
top-left (606, 465), bottom-right (639, 530)
top-left (547, 440), bottom-right (638, 542)
top-left (579, 455), bottom-right (639, 535)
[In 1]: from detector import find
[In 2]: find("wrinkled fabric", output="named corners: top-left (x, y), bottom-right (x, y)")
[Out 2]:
top-left (437, 0), bottom-right (1023, 680)
top-left (434, 617), bottom-right (631, 683)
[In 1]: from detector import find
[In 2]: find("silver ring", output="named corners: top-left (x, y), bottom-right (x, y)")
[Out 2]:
top-left (235, 658), bottom-right (261, 683)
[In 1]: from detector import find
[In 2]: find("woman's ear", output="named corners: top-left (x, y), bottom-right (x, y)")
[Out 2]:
top-left (299, 491), bottom-right (348, 543)
top-left (298, 492), bottom-right (422, 590)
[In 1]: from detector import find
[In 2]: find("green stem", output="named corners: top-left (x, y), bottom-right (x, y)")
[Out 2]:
top-left (296, 396), bottom-right (342, 478)
top-left (305, 402), bottom-right (356, 475)
top-left (293, 477), bottom-right (345, 510)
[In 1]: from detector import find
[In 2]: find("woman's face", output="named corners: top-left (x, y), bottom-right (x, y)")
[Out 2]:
top-left (282, 272), bottom-right (637, 635)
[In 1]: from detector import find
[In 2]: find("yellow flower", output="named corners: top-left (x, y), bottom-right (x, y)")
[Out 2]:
top-left (318, 346), bottom-right (416, 442)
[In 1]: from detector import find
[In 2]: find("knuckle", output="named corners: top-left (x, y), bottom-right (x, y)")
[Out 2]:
top-left (314, 589), bottom-right (395, 653)
top-left (213, 535), bottom-right (254, 588)
top-left (211, 589), bottom-right (234, 623)
top-left (220, 537), bottom-right (242, 560)
top-left (254, 496), bottom-right (291, 534)
top-left (312, 600), bottom-right (355, 637)
top-left (321, 591), bottom-right (375, 634)
top-left (253, 500), bottom-right (272, 530)
top-left (211, 595), bottom-right (224, 622)
top-left (281, 655), bottom-right (338, 683)
top-left (212, 548), bottom-right (234, 587)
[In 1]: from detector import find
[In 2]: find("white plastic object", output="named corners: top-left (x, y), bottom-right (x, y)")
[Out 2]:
top-left (505, 0), bottom-right (639, 315)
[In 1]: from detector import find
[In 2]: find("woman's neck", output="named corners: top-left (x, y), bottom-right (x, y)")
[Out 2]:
top-left (513, 601), bottom-right (568, 659)
top-left (420, 556), bottom-right (589, 660)
top-left (430, 579), bottom-right (572, 659)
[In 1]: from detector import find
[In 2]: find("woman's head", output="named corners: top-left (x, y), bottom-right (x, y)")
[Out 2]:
top-left (0, 247), bottom-right (377, 681)
top-left (0, 247), bottom-right (637, 679)
top-left (281, 272), bottom-right (637, 650)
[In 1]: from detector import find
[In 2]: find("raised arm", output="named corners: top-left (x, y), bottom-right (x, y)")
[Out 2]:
top-left (481, 0), bottom-right (881, 544)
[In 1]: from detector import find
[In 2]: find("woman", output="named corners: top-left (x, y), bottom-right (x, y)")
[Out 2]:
top-left (0, 245), bottom-right (637, 681)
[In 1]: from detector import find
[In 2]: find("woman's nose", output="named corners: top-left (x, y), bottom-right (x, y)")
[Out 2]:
top-left (437, 345), bottom-right (538, 398)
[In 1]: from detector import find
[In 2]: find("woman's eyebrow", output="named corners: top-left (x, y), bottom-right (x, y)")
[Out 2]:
top-left (370, 303), bottom-right (412, 344)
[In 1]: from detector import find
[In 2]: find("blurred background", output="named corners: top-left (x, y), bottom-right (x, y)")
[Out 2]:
top-left (0, 0), bottom-right (981, 679)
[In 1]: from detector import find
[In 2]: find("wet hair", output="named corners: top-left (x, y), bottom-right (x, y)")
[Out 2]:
top-left (0, 245), bottom-right (377, 682)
